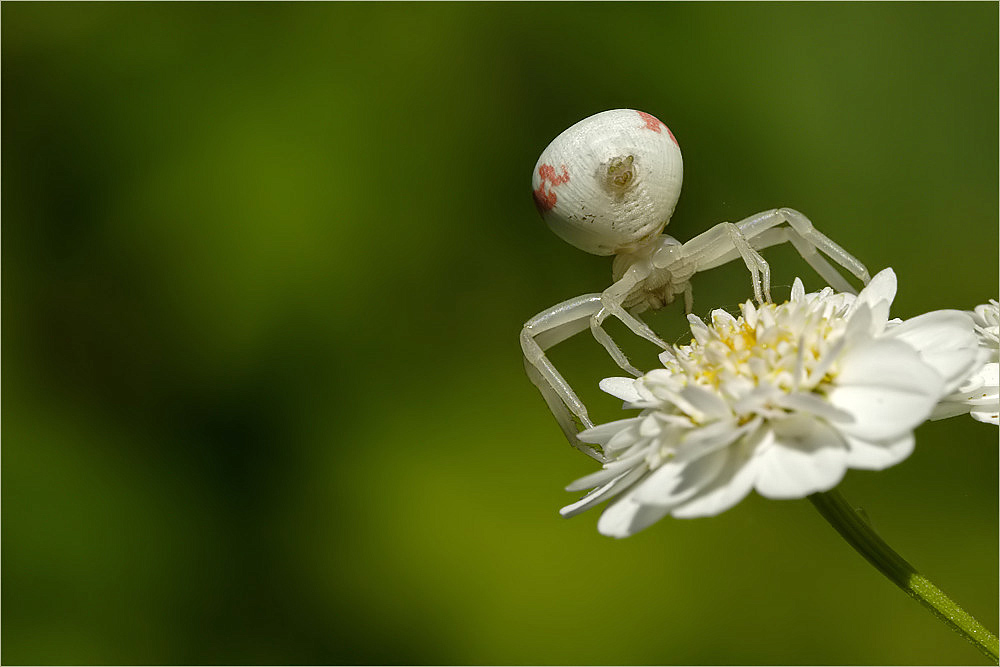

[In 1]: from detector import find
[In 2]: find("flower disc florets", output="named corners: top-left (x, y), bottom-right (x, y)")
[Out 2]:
top-left (564, 269), bottom-right (981, 538)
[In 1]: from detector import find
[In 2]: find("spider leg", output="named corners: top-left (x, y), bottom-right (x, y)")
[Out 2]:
top-left (776, 208), bottom-right (870, 285)
top-left (731, 208), bottom-right (870, 286)
top-left (676, 222), bottom-right (773, 303)
top-left (682, 208), bottom-right (870, 299)
top-left (521, 294), bottom-right (607, 461)
top-left (589, 322), bottom-right (642, 377)
top-left (522, 279), bottom-right (669, 457)
top-left (589, 306), bottom-right (669, 375)
top-left (699, 227), bottom-right (855, 293)
top-left (523, 360), bottom-right (599, 458)
top-left (725, 222), bottom-right (771, 303)
top-left (589, 263), bottom-right (671, 376)
top-left (762, 227), bottom-right (856, 293)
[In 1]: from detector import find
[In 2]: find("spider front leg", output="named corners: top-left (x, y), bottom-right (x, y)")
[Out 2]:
top-left (521, 284), bottom-right (669, 459)
top-left (590, 263), bottom-right (671, 377)
top-left (521, 294), bottom-right (607, 461)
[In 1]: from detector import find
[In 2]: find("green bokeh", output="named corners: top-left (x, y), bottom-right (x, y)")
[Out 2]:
top-left (3, 3), bottom-right (997, 664)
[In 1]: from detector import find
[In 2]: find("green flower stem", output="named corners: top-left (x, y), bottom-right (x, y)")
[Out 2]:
top-left (809, 489), bottom-right (999, 663)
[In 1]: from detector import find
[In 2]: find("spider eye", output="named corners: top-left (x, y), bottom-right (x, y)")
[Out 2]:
top-left (606, 155), bottom-right (635, 191)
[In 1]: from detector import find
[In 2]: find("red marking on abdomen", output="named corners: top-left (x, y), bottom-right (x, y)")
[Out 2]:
top-left (533, 163), bottom-right (570, 212)
top-left (637, 111), bottom-right (679, 146)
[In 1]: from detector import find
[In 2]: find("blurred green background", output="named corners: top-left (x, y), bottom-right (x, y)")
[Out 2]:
top-left (3, 3), bottom-right (997, 665)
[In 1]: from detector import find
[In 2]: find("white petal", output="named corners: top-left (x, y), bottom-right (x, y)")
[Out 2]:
top-left (929, 400), bottom-right (973, 421)
top-left (613, 503), bottom-right (673, 537)
top-left (828, 384), bottom-right (935, 441)
top-left (828, 339), bottom-right (943, 440)
top-left (596, 493), bottom-right (670, 538)
top-left (753, 416), bottom-right (848, 499)
top-left (644, 369), bottom-right (676, 386)
top-left (679, 384), bottom-right (731, 420)
top-left (561, 464), bottom-right (648, 518)
top-left (842, 433), bottom-right (915, 470)
top-left (634, 377), bottom-right (661, 403)
top-left (578, 417), bottom-right (642, 445)
top-left (791, 277), bottom-right (805, 301)
top-left (590, 444), bottom-right (652, 477)
top-left (658, 348), bottom-right (678, 366)
top-left (639, 415), bottom-right (661, 437)
top-left (565, 463), bottom-right (628, 492)
top-left (742, 300), bottom-right (758, 327)
top-left (604, 425), bottom-right (641, 455)
top-left (634, 446), bottom-right (730, 507)
top-left (979, 362), bottom-right (999, 386)
top-left (687, 314), bottom-right (712, 344)
top-left (669, 435), bottom-right (762, 518)
top-left (673, 418), bottom-right (752, 461)
top-left (774, 391), bottom-right (852, 423)
top-left (886, 310), bottom-right (979, 393)
top-left (732, 384), bottom-right (781, 414)
top-left (966, 392), bottom-right (1000, 407)
top-left (852, 268), bottom-right (897, 318)
top-left (844, 303), bottom-right (875, 343)
top-left (805, 334), bottom-right (848, 387)
top-left (561, 473), bottom-right (627, 515)
top-left (711, 309), bottom-right (738, 329)
top-left (970, 407), bottom-right (1000, 425)
top-left (599, 377), bottom-right (643, 403)
top-left (947, 361), bottom-right (997, 399)
top-left (596, 495), bottom-right (640, 537)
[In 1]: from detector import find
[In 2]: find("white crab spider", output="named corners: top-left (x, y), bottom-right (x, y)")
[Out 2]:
top-left (520, 109), bottom-right (871, 460)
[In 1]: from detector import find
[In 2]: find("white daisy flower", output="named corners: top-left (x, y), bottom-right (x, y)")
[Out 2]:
top-left (563, 268), bottom-right (981, 538)
top-left (932, 299), bottom-right (999, 425)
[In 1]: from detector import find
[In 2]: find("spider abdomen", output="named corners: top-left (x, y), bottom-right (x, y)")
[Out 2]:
top-left (532, 109), bottom-right (683, 256)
